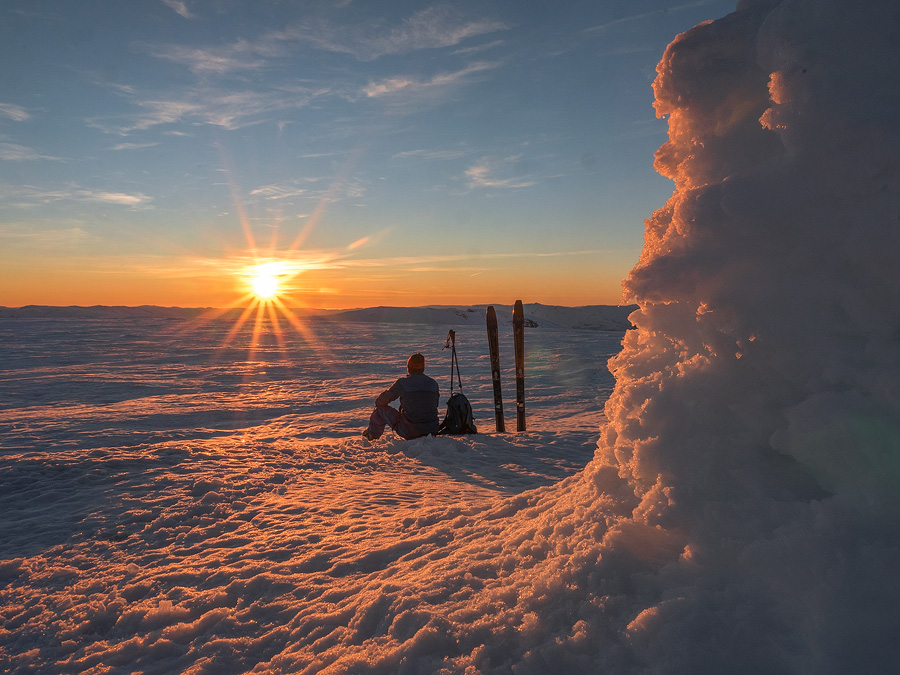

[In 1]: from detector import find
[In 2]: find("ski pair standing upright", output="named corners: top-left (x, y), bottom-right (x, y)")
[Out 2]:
top-left (486, 300), bottom-right (526, 433)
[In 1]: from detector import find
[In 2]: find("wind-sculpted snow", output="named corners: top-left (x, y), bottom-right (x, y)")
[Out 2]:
top-left (3, 0), bottom-right (899, 672)
top-left (592, 0), bottom-right (900, 670)
top-left (0, 319), bottom-right (622, 673)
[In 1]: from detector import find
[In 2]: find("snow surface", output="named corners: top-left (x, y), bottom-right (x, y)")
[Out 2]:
top-left (4, 0), bottom-right (900, 672)
top-left (0, 316), bottom-right (624, 674)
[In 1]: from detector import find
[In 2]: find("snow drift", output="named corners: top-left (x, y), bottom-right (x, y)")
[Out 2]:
top-left (587, 0), bottom-right (900, 670)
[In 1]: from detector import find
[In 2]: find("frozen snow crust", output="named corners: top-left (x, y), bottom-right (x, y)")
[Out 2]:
top-left (3, 0), bottom-right (900, 671)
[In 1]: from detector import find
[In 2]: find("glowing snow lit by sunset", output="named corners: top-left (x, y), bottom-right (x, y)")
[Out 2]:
top-left (3, 0), bottom-right (900, 673)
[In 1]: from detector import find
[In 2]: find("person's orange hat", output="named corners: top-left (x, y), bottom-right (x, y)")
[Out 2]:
top-left (407, 353), bottom-right (425, 373)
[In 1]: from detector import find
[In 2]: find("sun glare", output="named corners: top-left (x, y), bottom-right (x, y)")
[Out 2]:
top-left (202, 257), bottom-right (323, 360)
top-left (184, 137), bottom-right (358, 364)
top-left (247, 262), bottom-right (286, 301)
top-left (251, 271), bottom-right (280, 300)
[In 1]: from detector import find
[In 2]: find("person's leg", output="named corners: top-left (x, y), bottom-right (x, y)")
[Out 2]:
top-left (394, 416), bottom-right (423, 440)
top-left (365, 406), bottom-right (400, 439)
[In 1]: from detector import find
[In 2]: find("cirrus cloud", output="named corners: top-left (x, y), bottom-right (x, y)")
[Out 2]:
top-left (362, 61), bottom-right (499, 98)
top-left (0, 103), bottom-right (31, 122)
top-left (273, 6), bottom-right (508, 62)
top-left (464, 154), bottom-right (536, 190)
top-left (0, 142), bottom-right (62, 161)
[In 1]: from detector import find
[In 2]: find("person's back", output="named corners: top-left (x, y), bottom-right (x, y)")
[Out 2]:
top-left (377, 371), bottom-right (439, 435)
top-left (364, 353), bottom-right (440, 440)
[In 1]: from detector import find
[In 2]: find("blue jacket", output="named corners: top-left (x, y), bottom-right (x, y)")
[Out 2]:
top-left (376, 373), bottom-right (440, 437)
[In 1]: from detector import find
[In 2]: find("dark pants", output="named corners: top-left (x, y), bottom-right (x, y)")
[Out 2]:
top-left (366, 406), bottom-right (423, 440)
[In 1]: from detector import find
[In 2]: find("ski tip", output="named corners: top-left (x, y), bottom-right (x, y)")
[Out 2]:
top-left (513, 300), bottom-right (524, 323)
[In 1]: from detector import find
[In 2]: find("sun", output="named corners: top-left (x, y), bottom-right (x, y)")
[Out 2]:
top-left (248, 262), bottom-right (283, 301)
top-left (251, 271), bottom-right (280, 300)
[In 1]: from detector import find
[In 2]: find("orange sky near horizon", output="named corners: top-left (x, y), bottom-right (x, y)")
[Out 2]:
top-left (1, 247), bottom-right (633, 309)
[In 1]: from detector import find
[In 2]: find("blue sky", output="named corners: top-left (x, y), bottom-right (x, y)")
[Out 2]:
top-left (0, 0), bottom-right (736, 308)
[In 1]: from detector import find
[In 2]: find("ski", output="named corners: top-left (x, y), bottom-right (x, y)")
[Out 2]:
top-left (513, 299), bottom-right (526, 431)
top-left (486, 305), bottom-right (505, 432)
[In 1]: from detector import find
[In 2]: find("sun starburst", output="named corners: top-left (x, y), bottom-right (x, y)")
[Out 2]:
top-left (251, 272), bottom-right (279, 300)
top-left (181, 138), bottom-right (368, 365)
top-left (248, 262), bottom-right (284, 301)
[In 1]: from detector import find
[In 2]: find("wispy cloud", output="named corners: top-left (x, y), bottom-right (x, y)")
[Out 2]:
top-left (273, 6), bottom-right (508, 61)
top-left (135, 8), bottom-right (506, 103)
top-left (121, 7), bottom-right (505, 138)
top-left (248, 176), bottom-right (365, 207)
top-left (452, 39), bottom-right (506, 56)
top-left (110, 142), bottom-right (159, 151)
top-left (87, 86), bottom-right (326, 134)
top-left (362, 6), bottom-right (507, 59)
top-left (61, 189), bottom-right (152, 207)
top-left (199, 91), bottom-right (292, 128)
top-left (0, 103), bottom-right (30, 122)
top-left (0, 183), bottom-right (152, 207)
top-left (391, 148), bottom-right (467, 161)
top-left (87, 100), bottom-right (198, 134)
top-left (361, 77), bottom-right (415, 98)
top-left (89, 191), bottom-right (152, 206)
top-left (161, 0), bottom-right (194, 20)
top-left (68, 68), bottom-right (136, 95)
top-left (297, 151), bottom-right (344, 159)
top-left (464, 155), bottom-right (536, 190)
top-left (145, 7), bottom-right (507, 78)
top-left (146, 41), bottom-right (276, 74)
top-left (0, 142), bottom-right (62, 161)
top-left (250, 185), bottom-right (308, 200)
top-left (362, 61), bottom-right (498, 98)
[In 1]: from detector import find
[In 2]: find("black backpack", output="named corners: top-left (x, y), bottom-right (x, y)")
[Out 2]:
top-left (438, 392), bottom-right (477, 435)
top-left (436, 330), bottom-right (477, 436)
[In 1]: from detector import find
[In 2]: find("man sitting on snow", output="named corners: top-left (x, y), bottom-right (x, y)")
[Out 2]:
top-left (362, 353), bottom-right (439, 441)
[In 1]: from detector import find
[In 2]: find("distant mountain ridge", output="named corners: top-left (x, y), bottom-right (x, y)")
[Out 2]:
top-left (0, 303), bottom-right (637, 330)
top-left (0, 305), bottom-right (214, 320)
top-left (322, 304), bottom-right (636, 330)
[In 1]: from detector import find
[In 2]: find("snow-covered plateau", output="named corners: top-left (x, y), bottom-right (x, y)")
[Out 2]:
top-left (0, 313), bottom-right (625, 674)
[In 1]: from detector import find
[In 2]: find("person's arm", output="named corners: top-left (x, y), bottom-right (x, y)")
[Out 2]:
top-left (375, 379), bottom-right (403, 407)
